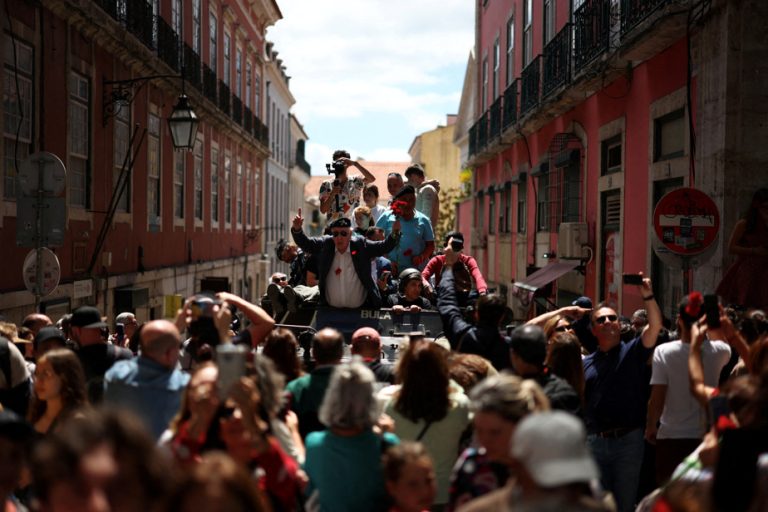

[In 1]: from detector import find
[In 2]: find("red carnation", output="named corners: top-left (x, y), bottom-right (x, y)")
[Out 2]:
top-left (685, 291), bottom-right (703, 318)
top-left (335, 267), bottom-right (342, 276)
top-left (390, 200), bottom-right (408, 218)
top-left (403, 248), bottom-right (413, 256)
top-left (351, 250), bottom-right (357, 256)
top-left (716, 415), bottom-right (737, 432)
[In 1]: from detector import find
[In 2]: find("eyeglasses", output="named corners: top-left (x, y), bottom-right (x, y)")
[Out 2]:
top-left (595, 315), bottom-right (618, 324)
top-left (331, 231), bottom-right (350, 238)
top-left (554, 324), bottom-right (573, 332)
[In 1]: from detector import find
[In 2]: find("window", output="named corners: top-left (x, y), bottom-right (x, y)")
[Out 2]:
top-left (492, 38), bottom-right (500, 100)
top-left (246, 164), bottom-right (252, 224)
top-left (488, 190), bottom-right (496, 234)
top-left (517, 180), bottom-right (527, 233)
top-left (501, 185), bottom-right (512, 233)
top-left (171, 0), bottom-right (182, 36)
top-left (224, 155), bottom-right (231, 224)
top-left (235, 48), bottom-right (242, 98)
top-left (537, 173), bottom-right (549, 231)
top-left (254, 74), bottom-right (261, 115)
top-left (194, 137), bottom-right (203, 220)
top-left (223, 32), bottom-right (230, 85)
top-left (209, 13), bottom-right (217, 73)
top-left (147, 111), bottom-right (160, 224)
top-left (192, 0), bottom-right (201, 54)
top-left (236, 161), bottom-right (242, 224)
top-left (174, 152), bottom-right (184, 218)
top-left (151, 0), bottom-right (159, 47)
top-left (113, 104), bottom-right (130, 212)
top-left (544, 0), bottom-right (555, 44)
top-left (476, 192), bottom-right (485, 230)
top-left (211, 147), bottom-right (219, 222)
top-left (245, 61), bottom-right (251, 108)
top-left (562, 164), bottom-right (581, 223)
top-left (68, 72), bottom-right (89, 208)
top-left (3, 38), bottom-right (34, 200)
top-left (601, 135), bottom-right (622, 175)
top-left (481, 58), bottom-right (488, 112)
top-left (506, 17), bottom-right (515, 86)
top-left (654, 109), bottom-right (685, 161)
top-left (523, 0), bottom-right (533, 67)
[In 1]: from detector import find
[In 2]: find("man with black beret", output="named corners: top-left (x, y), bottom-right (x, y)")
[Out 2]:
top-left (291, 209), bottom-right (401, 309)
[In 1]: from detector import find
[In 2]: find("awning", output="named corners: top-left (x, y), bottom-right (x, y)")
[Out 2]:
top-left (511, 260), bottom-right (581, 306)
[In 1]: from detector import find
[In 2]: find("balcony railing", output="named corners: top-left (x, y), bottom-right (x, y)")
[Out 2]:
top-left (218, 80), bottom-right (231, 115)
top-left (183, 44), bottom-right (202, 91)
top-left (125, 0), bottom-right (154, 50)
top-left (255, 118), bottom-right (269, 145)
top-left (476, 111), bottom-right (489, 151)
top-left (542, 24), bottom-right (572, 98)
top-left (489, 98), bottom-right (502, 140)
top-left (203, 65), bottom-right (217, 103)
top-left (574, 0), bottom-right (610, 71)
top-left (243, 106), bottom-right (253, 133)
top-left (502, 80), bottom-right (518, 130)
top-left (157, 18), bottom-right (180, 72)
top-left (232, 95), bottom-right (243, 125)
top-left (621, 0), bottom-right (668, 34)
top-left (468, 123), bottom-right (478, 158)
top-left (520, 56), bottom-right (541, 116)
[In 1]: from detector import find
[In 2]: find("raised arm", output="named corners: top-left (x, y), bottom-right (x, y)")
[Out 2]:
top-left (217, 292), bottom-right (275, 347)
top-left (688, 322), bottom-right (715, 408)
top-left (525, 305), bottom-right (590, 327)
top-left (366, 220), bottom-right (402, 257)
top-left (290, 208), bottom-right (325, 254)
top-left (640, 274), bottom-right (662, 348)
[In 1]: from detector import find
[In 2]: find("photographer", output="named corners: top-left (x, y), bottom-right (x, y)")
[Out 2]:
top-left (319, 149), bottom-right (375, 226)
top-left (422, 232), bottom-right (487, 305)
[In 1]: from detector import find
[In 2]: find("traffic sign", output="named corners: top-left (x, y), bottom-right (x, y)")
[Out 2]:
top-left (653, 188), bottom-right (720, 256)
top-left (16, 196), bottom-right (66, 247)
top-left (22, 248), bottom-right (61, 297)
top-left (17, 152), bottom-right (66, 197)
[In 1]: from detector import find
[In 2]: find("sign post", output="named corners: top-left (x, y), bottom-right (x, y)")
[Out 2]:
top-left (652, 188), bottom-right (720, 294)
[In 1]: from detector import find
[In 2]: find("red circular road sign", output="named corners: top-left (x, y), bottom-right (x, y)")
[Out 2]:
top-left (653, 188), bottom-right (720, 256)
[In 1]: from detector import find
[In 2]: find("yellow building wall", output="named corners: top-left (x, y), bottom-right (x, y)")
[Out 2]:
top-left (415, 124), bottom-right (461, 190)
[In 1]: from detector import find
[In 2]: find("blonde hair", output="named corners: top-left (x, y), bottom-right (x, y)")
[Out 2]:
top-left (468, 374), bottom-right (550, 422)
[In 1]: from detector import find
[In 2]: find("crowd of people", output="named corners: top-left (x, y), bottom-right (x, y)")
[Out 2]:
top-left (0, 155), bottom-right (766, 512)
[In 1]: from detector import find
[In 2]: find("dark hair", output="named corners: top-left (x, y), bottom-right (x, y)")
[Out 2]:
top-left (395, 342), bottom-right (450, 423)
top-left (476, 294), bottom-right (507, 328)
top-left (443, 231), bottom-right (464, 245)
top-left (448, 353), bottom-right (495, 393)
top-left (590, 302), bottom-right (614, 325)
top-left (28, 349), bottom-right (88, 426)
top-left (364, 184), bottom-right (380, 198)
top-left (312, 328), bottom-right (344, 365)
top-left (262, 328), bottom-right (304, 382)
top-left (382, 441), bottom-right (432, 483)
top-left (365, 226), bottom-right (384, 239)
top-left (744, 188), bottom-right (768, 232)
top-left (546, 332), bottom-right (586, 402)
top-left (332, 149), bottom-right (350, 161)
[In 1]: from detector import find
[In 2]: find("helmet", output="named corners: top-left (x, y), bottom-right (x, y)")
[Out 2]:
top-left (398, 268), bottom-right (422, 294)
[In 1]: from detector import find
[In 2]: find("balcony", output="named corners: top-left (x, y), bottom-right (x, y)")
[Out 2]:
top-left (621, 0), bottom-right (669, 34)
top-left (202, 65), bottom-right (217, 104)
top-left (125, 0), bottom-right (154, 50)
top-left (542, 24), bottom-right (572, 98)
top-left (157, 18), bottom-right (180, 72)
top-left (243, 106), bottom-right (253, 133)
top-left (218, 80), bottom-right (231, 116)
top-left (574, 0), bottom-right (610, 72)
top-left (476, 111), bottom-right (489, 153)
top-left (232, 95), bottom-right (243, 125)
top-left (502, 80), bottom-right (518, 130)
top-left (489, 98), bottom-right (502, 141)
top-left (520, 56), bottom-right (541, 116)
top-left (468, 123), bottom-right (478, 158)
top-left (256, 118), bottom-right (269, 145)
top-left (183, 44), bottom-right (202, 91)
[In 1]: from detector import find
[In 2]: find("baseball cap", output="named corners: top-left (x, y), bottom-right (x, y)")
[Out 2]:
top-left (572, 296), bottom-right (593, 309)
top-left (34, 326), bottom-right (67, 348)
top-left (70, 306), bottom-right (107, 329)
top-left (512, 411), bottom-right (599, 488)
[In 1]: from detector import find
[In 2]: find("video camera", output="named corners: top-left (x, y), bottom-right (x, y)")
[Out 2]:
top-left (325, 160), bottom-right (346, 187)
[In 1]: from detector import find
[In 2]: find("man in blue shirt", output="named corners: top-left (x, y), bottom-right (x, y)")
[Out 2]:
top-left (104, 319), bottom-right (190, 439)
top-left (582, 275), bottom-right (661, 512)
top-left (376, 185), bottom-right (435, 272)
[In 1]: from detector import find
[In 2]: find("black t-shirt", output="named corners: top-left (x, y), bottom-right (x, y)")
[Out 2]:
top-left (77, 343), bottom-right (134, 403)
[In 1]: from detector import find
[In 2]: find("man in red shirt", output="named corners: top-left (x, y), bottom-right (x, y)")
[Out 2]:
top-left (422, 231), bottom-right (487, 305)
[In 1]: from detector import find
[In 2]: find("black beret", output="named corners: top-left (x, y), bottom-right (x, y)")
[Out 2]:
top-left (328, 217), bottom-right (352, 229)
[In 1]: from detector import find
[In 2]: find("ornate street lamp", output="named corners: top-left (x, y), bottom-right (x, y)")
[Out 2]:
top-left (167, 94), bottom-right (199, 151)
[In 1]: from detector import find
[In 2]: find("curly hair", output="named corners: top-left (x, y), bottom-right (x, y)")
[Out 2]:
top-left (394, 342), bottom-right (450, 423)
top-left (28, 349), bottom-right (88, 426)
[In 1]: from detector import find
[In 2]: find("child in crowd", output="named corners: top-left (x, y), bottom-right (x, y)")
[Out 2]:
top-left (383, 442), bottom-right (437, 512)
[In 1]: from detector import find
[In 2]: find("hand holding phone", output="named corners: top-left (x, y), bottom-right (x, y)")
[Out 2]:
top-left (623, 273), bottom-right (644, 286)
top-left (216, 344), bottom-right (247, 400)
top-left (704, 294), bottom-right (721, 328)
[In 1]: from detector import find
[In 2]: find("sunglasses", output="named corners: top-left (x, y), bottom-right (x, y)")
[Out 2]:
top-left (278, 276), bottom-right (288, 281)
top-left (554, 324), bottom-right (573, 332)
top-left (595, 314), bottom-right (618, 324)
top-left (331, 231), bottom-right (350, 238)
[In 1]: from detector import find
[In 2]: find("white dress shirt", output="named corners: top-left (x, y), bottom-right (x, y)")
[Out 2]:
top-left (325, 249), bottom-right (367, 308)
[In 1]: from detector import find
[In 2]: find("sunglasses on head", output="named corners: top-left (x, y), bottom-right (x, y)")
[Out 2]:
top-left (595, 314), bottom-right (618, 324)
top-left (554, 324), bottom-right (573, 332)
top-left (331, 231), bottom-right (350, 238)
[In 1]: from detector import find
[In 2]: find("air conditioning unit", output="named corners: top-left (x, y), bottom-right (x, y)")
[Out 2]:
top-left (470, 231), bottom-right (487, 249)
top-left (558, 222), bottom-right (588, 259)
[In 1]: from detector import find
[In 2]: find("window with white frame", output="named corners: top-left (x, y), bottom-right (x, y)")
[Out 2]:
top-left (246, 164), bottom-right (252, 225)
top-left (3, 38), bottom-right (34, 200)
top-left (254, 74), bottom-right (261, 115)
top-left (224, 154), bottom-right (231, 224)
top-left (654, 109), bottom-right (685, 161)
top-left (68, 72), bottom-right (89, 208)
top-left (524, 0), bottom-right (533, 66)
top-left (488, 190), bottom-right (496, 234)
top-left (211, 147), bottom-right (219, 222)
top-left (235, 48), bottom-right (242, 98)
top-left (194, 136), bottom-right (203, 220)
top-left (147, 110), bottom-right (160, 223)
top-left (192, 0), bottom-right (201, 54)
top-left (172, 0), bottom-right (182, 36)
top-left (174, 152), bottom-right (184, 218)
top-left (209, 13), bottom-right (218, 73)
top-left (544, 0), bottom-right (556, 44)
top-left (517, 180), bottom-right (527, 233)
top-left (492, 38), bottom-right (500, 100)
top-left (537, 173), bottom-right (549, 231)
top-left (151, 0), bottom-right (159, 48)
top-left (223, 32), bottom-right (230, 85)
top-left (506, 17), bottom-right (515, 86)
top-left (481, 57), bottom-right (488, 112)
top-left (245, 61), bottom-right (251, 108)
top-left (601, 135), bottom-right (622, 175)
top-left (113, 104), bottom-right (130, 212)
top-left (236, 160), bottom-right (242, 224)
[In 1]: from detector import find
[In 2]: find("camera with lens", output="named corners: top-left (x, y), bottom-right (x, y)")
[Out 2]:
top-left (450, 239), bottom-right (464, 251)
top-left (325, 159), bottom-right (346, 177)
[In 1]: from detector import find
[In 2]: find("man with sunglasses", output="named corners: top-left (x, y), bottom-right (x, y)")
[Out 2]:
top-left (582, 274), bottom-right (661, 512)
top-left (291, 209), bottom-right (401, 309)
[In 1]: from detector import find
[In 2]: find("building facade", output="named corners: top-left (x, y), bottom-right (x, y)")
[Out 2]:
top-left (1, 0), bottom-right (281, 323)
top-left (463, 0), bottom-right (768, 320)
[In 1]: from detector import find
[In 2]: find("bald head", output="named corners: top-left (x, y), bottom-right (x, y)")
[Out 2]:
top-left (312, 328), bottom-right (344, 365)
top-left (140, 320), bottom-right (181, 367)
top-left (22, 314), bottom-right (52, 335)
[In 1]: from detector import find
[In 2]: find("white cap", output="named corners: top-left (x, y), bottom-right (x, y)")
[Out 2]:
top-left (512, 411), bottom-right (599, 488)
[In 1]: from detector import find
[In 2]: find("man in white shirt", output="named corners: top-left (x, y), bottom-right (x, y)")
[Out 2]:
top-left (645, 294), bottom-right (732, 484)
top-left (291, 210), bottom-right (401, 309)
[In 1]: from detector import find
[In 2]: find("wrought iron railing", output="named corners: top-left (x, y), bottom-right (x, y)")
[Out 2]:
top-left (502, 80), bottom-right (518, 130)
top-left (520, 56), bottom-right (541, 116)
top-left (574, 0), bottom-right (610, 71)
top-left (203, 65), bottom-right (217, 103)
top-left (232, 95), bottom-right (243, 125)
top-left (542, 24), bottom-right (572, 97)
top-left (476, 111), bottom-right (489, 151)
top-left (256, 118), bottom-right (269, 145)
top-left (218, 80), bottom-right (231, 115)
top-left (98, 0), bottom-right (123, 23)
top-left (125, 0), bottom-right (154, 49)
top-left (621, 0), bottom-right (668, 34)
top-left (157, 18), bottom-right (180, 72)
top-left (489, 98), bottom-right (502, 140)
top-left (243, 106), bottom-right (253, 133)
top-left (468, 123), bottom-right (478, 158)
top-left (183, 44), bottom-right (202, 91)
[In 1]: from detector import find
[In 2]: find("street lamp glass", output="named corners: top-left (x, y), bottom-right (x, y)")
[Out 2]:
top-left (167, 94), bottom-right (199, 151)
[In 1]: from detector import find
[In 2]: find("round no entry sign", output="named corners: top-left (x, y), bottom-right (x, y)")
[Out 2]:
top-left (653, 187), bottom-right (719, 256)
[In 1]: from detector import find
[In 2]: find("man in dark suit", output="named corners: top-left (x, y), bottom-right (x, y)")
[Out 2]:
top-left (291, 208), bottom-right (401, 308)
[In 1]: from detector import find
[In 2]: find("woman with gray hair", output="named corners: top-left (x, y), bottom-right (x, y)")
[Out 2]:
top-left (303, 360), bottom-right (399, 511)
top-left (446, 374), bottom-right (550, 511)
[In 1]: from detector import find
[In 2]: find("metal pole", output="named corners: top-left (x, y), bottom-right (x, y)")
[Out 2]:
top-left (34, 156), bottom-right (44, 311)
top-left (682, 257), bottom-right (690, 296)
